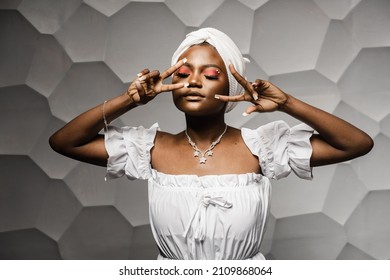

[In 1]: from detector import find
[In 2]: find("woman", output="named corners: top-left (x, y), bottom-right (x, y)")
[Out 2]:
top-left (49, 28), bottom-right (373, 259)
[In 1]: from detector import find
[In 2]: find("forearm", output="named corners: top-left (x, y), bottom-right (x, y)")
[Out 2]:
top-left (49, 93), bottom-right (136, 157)
top-left (279, 94), bottom-right (373, 164)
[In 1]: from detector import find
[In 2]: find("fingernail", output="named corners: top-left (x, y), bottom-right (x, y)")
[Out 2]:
top-left (137, 72), bottom-right (143, 78)
top-left (139, 76), bottom-right (146, 81)
top-left (214, 95), bottom-right (220, 99)
top-left (182, 58), bottom-right (187, 63)
top-left (184, 82), bottom-right (189, 88)
top-left (242, 112), bottom-right (249, 117)
top-left (253, 93), bottom-right (259, 100)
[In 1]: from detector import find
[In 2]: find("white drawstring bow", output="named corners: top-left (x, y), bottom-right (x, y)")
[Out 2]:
top-left (183, 194), bottom-right (233, 258)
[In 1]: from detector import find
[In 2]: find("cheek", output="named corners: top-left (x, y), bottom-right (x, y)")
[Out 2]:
top-left (212, 79), bottom-right (229, 96)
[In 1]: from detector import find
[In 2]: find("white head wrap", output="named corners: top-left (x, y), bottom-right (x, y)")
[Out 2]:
top-left (171, 27), bottom-right (249, 113)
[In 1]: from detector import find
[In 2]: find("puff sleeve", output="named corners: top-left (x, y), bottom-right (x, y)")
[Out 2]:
top-left (242, 121), bottom-right (313, 180)
top-left (104, 123), bottom-right (159, 180)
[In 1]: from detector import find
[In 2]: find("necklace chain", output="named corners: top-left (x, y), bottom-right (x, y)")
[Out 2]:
top-left (185, 125), bottom-right (228, 164)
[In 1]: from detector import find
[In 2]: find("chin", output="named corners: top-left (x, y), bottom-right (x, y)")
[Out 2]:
top-left (175, 103), bottom-right (226, 117)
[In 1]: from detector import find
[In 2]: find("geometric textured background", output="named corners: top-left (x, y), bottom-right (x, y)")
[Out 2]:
top-left (1, 0), bottom-right (389, 260)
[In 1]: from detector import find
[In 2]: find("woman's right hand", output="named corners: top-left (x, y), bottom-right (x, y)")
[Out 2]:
top-left (126, 58), bottom-right (187, 105)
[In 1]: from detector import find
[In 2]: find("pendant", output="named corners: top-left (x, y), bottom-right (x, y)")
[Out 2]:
top-left (185, 125), bottom-right (228, 165)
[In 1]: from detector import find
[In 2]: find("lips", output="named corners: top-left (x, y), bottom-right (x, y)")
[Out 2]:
top-left (181, 91), bottom-right (205, 101)
top-left (183, 92), bottom-right (204, 98)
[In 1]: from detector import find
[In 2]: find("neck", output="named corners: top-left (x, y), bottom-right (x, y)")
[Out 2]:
top-left (184, 113), bottom-right (227, 147)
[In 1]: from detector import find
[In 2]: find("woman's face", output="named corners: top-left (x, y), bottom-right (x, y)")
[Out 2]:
top-left (171, 44), bottom-right (229, 116)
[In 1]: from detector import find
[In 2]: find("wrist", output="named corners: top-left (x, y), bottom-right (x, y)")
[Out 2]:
top-left (278, 93), bottom-right (292, 112)
top-left (122, 91), bottom-right (138, 108)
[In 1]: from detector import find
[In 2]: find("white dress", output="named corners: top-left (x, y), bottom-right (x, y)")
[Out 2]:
top-left (104, 121), bottom-right (313, 260)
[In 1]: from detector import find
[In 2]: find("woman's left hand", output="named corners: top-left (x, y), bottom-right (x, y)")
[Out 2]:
top-left (215, 64), bottom-right (289, 115)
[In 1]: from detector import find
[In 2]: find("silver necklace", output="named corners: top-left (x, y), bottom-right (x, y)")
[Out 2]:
top-left (185, 125), bottom-right (228, 164)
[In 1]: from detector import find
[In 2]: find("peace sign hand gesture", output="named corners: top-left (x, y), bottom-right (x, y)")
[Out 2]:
top-left (126, 58), bottom-right (187, 106)
top-left (215, 65), bottom-right (289, 115)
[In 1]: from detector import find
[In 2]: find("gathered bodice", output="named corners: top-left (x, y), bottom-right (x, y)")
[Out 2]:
top-left (104, 121), bottom-right (313, 259)
top-left (148, 171), bottom-right (270, 259)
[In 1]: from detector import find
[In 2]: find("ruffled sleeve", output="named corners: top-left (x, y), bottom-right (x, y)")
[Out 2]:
top-left (242, 120), bottom-right (313, 180)
top-left (104, 123), bottom-right (159, 181)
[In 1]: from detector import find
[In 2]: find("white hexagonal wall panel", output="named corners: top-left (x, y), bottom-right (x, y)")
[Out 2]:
top-left (49, 62), bottom-right (125, 122)
top-left (316, 20), bottom-right (360, 83)
top-left (58, 206), bottom-right (133, 259)
top-left (238, 0), bottom-right (269, 10)
top-left (0, 10), bottom-right (40, 87)
top-left (83, 0), bottom-right (131, 17)
top-left (54, 3), bottom-right (109, 62)
top-left (18, 0), bottom-right (82, 34)
top-left (338, 47), bottom-right (390, 121)
top-left (165, 0), bottom-right (224, 27)
top-left (0, 156), bottom-right (51, 232)
top-left (313, 0), bottom-right (361, 20)
top-left (251, 0), bottom-right (330, 75)
top-left (337, 243), bottom-right (375, 260)
top-left (0, 0), bottom-right (388, 260)
top-left (322, 164), bottom-right (367, 225)
top-left (344, 0), bottom-right (390, 48)
top-left (0, 85), bottom-right (52, 154)
top-left (272, 213), bottom-right (347, 259)
top-left (26, 35), bottom-right (73, 97)
top-left (346, 190), bottom-right (390, 260)
top-left (104, 2), bottom-right (187, 83)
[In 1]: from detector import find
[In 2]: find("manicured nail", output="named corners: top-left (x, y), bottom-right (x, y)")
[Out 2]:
top-left (137, 72), bottom-right (143, 78)
top-left (184, 82), bottom-right (189, 88)
top-left (253, 93), bottom-right (259, 100)
top-left (242, 112), bottom-right (249, 117)
top-left (214, 95), bottom-right (220, 99)
top-left (139, 75), bottom-right (146, 81)
top-left (182, 58), bottom-right (187, 63)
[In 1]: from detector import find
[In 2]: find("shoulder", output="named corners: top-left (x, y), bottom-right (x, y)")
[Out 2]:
top-left (155, 130), bottom-right (181, 146)
top-left (153, 130), bottom-right (186, 155)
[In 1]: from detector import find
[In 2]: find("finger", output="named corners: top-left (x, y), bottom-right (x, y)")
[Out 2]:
top-left (137, 68), bottom-right (150, 78)
top-left (139, 70), bottom-right (160, 81)
top-left (229, 64), bottom-right (253, 91)
top-left (160, 58), bottom-right (187, 80)
top-left (160, 82), bottom-right (185, 93)
top-left (229, 64), bottom-right (258, 100)
top-left (254, 79), bottom-right (270, 92)
top-left (250, 87), bottom-right (259, 101)
top-left (214, 93), bottom-right (246, 102)
top-left (135, 80), bottom-right (147, 104)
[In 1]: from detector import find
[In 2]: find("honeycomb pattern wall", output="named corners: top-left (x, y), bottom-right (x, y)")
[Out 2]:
top-left (1, 0), bottom-right (389, 260)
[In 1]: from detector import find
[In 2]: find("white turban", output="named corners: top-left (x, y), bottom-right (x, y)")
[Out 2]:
top-left (171, 27), bottom-right (249, 113)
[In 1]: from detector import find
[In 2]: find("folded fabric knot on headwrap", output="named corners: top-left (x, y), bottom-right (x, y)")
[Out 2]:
top-left (171, 27), bottom-right (250, 113)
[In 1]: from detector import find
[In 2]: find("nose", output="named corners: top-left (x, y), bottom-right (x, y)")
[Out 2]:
top-left (188, 72), bottom-right (202, 88)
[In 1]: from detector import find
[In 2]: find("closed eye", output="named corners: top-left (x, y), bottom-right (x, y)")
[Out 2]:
top-left (204, 75), bottom-right (219, 80)
top-left (175, 72), bottom-right (190, 78)
top-left (175, 65), bottom-right (191, 78)
top-left (204, 68), bottom-right (220, 80)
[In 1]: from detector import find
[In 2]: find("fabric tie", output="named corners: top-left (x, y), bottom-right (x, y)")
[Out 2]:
top-left (183, 195), bottom-right (233, 242)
